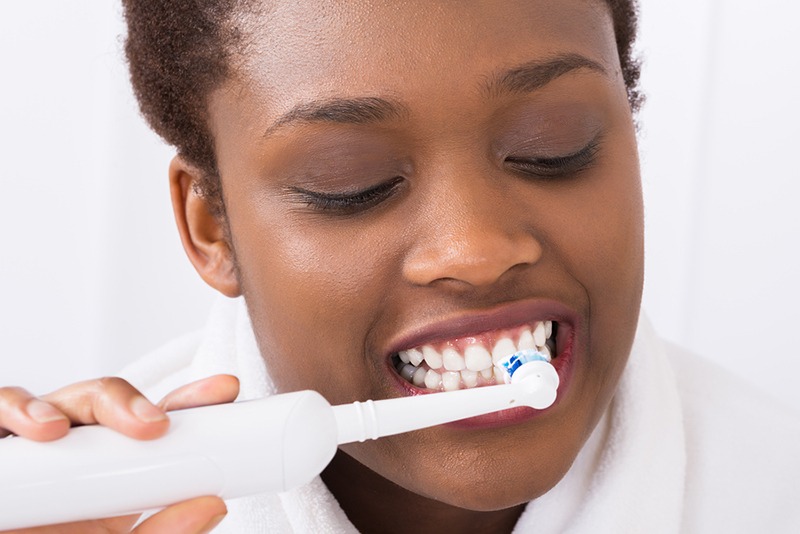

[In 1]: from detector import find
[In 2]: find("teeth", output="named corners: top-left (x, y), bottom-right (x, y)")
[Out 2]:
top-left (493, 366), bottom-right (507, 384)
top-left (517, 329), bottom-right (535, 351)
top-left (442, 371), bottom-right (461, 391)
top-left (461, 370), bottom-right (478, 388)
top-left (538, 344), bottom-right (551, 360)
top-left (492, 338), bottom-right (516, 364)
top-left (424, 369), bottom-right (442, 389)
top-left (407, 348), bottom-right (424, 366)
top-left (464, 345), bottom-right (492, 372)
top-left (400, 364), bottom-right (416, 381)
top-left (442, 348), bottom-right (466, 371)
top-left (533, 321), bottom-right (547, 347)
top-left (412, 366), bottom-right (427, 387)
top-left (397, 321), bottom-right (559, 391)
top-left (422, 346), bottom-right (443, 369)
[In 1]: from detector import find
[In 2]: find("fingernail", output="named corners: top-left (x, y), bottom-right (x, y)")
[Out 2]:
top-left (197, 513), bottom-right (226, 533)
top-left (130, 396), bottom-right (167, 423)
top-left (26, 400), bottom-right (67, 424)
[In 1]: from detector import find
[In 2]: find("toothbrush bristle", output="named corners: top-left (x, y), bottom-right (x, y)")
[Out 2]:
top-left (497, 349), bottom-right (551, 383)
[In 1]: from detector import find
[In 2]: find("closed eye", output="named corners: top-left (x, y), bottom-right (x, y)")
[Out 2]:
top-left (288, 176), bottom-right (405, 214)
top-left (505, 138), bottom-right (600, 178)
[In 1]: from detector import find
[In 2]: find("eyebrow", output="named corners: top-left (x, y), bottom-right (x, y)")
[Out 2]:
top-left (263, 53), bottom-right (606, 138)
top-left (485, 53), bottom-right (607, 97)
top-left (264, 96), bottom-right (408, 138)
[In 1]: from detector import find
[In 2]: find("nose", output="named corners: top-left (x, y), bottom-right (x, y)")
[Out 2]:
top-left (402, 174), bottom-right (543, 288)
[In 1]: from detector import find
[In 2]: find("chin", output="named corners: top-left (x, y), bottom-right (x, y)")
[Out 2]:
top-left (417, 477), bottom-right (551, 512)
top-left (393, 445), bottom-right (573, 512)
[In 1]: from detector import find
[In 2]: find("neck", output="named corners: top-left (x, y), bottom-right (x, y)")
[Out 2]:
top-left (321, 450), bottom-right (525, 534)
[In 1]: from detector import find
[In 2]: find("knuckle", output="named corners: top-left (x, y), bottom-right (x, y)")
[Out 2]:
top-left (0, 386), bottom-right (25, 397)
top-left (0, 386), bottom-right (30, 403)
top-left (95, 376), bottom-right (133, 392)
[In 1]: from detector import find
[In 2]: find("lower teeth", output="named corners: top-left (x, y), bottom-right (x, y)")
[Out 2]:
top-left (394, 357), bottom-right (506, 391)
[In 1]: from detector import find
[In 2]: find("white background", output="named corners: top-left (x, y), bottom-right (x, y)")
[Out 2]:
top-left (1, 1), bottom-right (798, 408)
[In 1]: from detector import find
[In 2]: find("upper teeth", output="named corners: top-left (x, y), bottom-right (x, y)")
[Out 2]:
top-left (395, 321), bottom-right (556, 391)
top-left (464, 345), bottom-right (492, 371)
top-left (442, 347), bottom-right (466, 371)
top-left (491, 338), bottom-right (516, 364)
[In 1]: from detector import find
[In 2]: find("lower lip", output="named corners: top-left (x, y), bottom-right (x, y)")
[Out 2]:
top-left (388, 330), bottom-right (575, 430)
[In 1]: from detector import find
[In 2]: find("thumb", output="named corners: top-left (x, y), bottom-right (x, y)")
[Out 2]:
top-left (133, 496), bottom-right (227, 534)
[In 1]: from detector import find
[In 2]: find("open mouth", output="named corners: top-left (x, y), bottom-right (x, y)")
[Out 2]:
top-left (391, 321), bottom-right (561, 392)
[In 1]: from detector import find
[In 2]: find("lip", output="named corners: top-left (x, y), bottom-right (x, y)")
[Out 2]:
top-left (385, 299), bottom-right (579, 355)
top-left (383, 299), bottom-right (580, 428)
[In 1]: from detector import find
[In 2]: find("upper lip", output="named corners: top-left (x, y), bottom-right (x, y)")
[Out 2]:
top-left (383, 299), bottom-right (580, 357)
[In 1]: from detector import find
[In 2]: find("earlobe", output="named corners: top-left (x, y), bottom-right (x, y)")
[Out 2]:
top-left (169, 156), bottom-right (241, 298)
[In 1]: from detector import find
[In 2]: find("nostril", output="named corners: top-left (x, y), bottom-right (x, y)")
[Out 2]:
top-left (402, 235), bottom-right (542, 288)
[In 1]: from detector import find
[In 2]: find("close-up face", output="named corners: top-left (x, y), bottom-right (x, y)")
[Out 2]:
top-left (193, 0), bottom-right (643, 512)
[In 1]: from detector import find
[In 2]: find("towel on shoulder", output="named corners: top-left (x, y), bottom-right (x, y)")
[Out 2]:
top-left (121, 297), bottom-right (800, 533)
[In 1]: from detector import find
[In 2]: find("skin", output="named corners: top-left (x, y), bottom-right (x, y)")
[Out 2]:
top-left (0, 375), bottom-right (237, 533)
top-left (174, 0), bottom-right (644, 532)
top-left (1, 1), bottom-right (643, 532)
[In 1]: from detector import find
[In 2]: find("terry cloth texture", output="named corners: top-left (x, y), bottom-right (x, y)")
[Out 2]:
top-left (121, 296), bottom-right (800, 533)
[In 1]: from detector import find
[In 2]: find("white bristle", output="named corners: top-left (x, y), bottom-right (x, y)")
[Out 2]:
top-left (496, 349), bottom-right (551, 382)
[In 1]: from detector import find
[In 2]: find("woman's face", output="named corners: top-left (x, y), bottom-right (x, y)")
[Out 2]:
top-left (204, 0), bottom-right (643, 509)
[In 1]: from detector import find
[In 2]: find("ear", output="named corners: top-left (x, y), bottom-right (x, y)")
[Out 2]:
top-left (169, 155), bottom-right (241, 298)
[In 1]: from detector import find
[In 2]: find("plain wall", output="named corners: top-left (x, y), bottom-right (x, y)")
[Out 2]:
top-left (636, 0), bottom-right (800, 407)
top-left (1, 1), bottom-right (798, 407)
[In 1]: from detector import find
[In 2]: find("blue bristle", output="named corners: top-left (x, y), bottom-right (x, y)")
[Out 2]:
top-left (498, 349), bottom-right (550, 381)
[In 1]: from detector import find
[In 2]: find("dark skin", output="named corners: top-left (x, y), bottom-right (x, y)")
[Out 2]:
top-left (0, 1), bottom-right (643, 533)
top-left (323, 451), bottom-right (525, 533)
top-left (170, 0), bottom-right (644, 532)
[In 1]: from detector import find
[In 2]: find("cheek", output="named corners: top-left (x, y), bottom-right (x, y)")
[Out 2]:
top-left (228, 207), bottom-right (404, 398)
top-left (569, 178), bottom-right (643, 300)
top-left (558, 148), bottom-right (644, 372)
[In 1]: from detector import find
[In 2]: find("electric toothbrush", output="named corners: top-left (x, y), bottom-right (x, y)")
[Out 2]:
top-left (0, 351), bottom-right (557, 530)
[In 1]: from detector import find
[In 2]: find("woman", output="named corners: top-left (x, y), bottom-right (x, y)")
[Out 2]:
top-left (2, 1), bottom-right (797, 532)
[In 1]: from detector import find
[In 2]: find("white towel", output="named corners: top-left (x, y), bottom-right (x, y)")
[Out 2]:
top-left (513, 315), bottom-right (685, 534)
top-left (121, 296), bottom-right (800, 533)
top-left (123, 297), bottom-right (358, 533)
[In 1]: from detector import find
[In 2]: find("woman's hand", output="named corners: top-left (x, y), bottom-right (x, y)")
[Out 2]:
top-left (0, 374), bottom-right (240, 533)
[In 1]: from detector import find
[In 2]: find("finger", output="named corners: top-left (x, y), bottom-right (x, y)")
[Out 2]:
top-left (158, 375), bottom-right (240, 412)
top-left (2, 513), bottom-right (140, 534)
top-left (134, 496), bottom-right (227, 534)
top-left (0, 498), bottom-right (225, 533)
top-left (0, 386), bottom-right (70, 441)
top-left (42, 377), bottom-right (169, 440)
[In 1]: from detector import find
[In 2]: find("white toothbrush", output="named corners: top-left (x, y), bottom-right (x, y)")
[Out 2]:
top-left (0, 352), bottom-right (557, 530)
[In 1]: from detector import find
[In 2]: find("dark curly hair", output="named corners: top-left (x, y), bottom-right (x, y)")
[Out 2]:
top-left (123, 0), bottom-right (641, 218)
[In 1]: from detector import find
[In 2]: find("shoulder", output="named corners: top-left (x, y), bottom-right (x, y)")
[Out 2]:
top-left (665, 341), bottom-right (800, 532)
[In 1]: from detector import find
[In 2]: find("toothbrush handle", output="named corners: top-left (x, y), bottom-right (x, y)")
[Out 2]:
top-left (0, 390), bottom-right (337, 531)
top-left (0, 365), bottom-right (557, 529)
top-left (334, 363), bottom-right (558, 444)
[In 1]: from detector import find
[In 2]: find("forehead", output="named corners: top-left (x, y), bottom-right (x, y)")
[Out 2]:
top-left (214, 0), bottom-right (618, 137)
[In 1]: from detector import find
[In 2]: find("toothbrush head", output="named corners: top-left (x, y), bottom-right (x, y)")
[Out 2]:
top-left (497, 349), bottom-right (554, 384)
top-left (493, 350), bottom-right (560, 409)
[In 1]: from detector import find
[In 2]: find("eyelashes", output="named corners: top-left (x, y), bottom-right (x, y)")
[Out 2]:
top-left (289, 138), bottom-right (601, 215)
top-left (504, 138), bottom-right (600, 178)
top-left (288, 175), bottom-right (405, 214)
